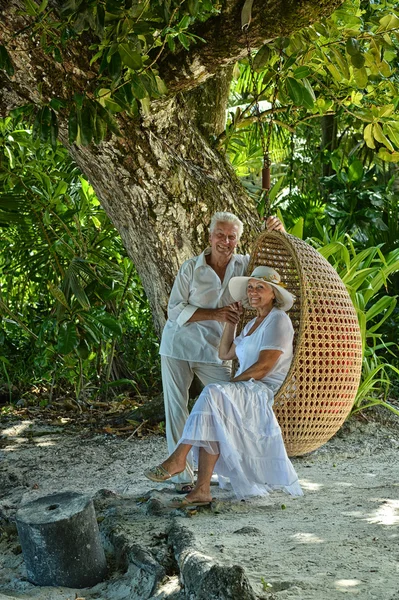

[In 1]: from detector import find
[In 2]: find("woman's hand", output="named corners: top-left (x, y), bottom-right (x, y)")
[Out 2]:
top-left (215, 302), bottom-right (243, 324)
top-left (265, 215), bottom-right (285, 232)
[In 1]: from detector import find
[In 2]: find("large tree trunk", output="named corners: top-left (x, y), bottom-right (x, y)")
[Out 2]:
top-left (61, 94), bottom-right (258, 336)
top-left (0, 0), bottom-right (344, 335)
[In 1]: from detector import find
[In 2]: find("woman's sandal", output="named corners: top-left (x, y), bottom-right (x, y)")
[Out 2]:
top-left (169, 496), bottom-right (213, 509)
top-left (144, 464), bottom-right (183, 482)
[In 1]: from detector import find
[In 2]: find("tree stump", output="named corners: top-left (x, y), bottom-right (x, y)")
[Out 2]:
top-left (16, 491), bottom-right (107, 588)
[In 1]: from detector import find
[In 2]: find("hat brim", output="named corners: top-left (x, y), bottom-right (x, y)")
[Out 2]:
top-left (229, 276), bottom-right (295, 312)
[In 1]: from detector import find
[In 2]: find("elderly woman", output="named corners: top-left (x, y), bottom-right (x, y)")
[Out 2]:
top-left (146, 266), bottom-right (303, 506)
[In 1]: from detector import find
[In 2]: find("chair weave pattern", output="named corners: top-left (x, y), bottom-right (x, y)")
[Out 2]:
top-left (244, 231), bottom-right (363, 456)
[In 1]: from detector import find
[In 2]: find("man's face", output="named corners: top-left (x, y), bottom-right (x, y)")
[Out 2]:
top-left (209, 221), bottom-right (240, 260)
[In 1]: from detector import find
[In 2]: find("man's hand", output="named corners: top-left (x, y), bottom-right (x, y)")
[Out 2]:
top-left (215, 302), bottom-right (243, 324)
top-left (266, 215), bottom-right (285, 232)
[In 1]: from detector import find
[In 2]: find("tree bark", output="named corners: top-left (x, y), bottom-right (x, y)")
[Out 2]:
top-left (0, 0), bottom-right (344, 335)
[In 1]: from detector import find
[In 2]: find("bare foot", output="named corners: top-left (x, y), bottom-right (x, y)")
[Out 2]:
top-left (184, 486), bottom-right (212, 504)
top-left (161, 457), bottom-right (186, 477)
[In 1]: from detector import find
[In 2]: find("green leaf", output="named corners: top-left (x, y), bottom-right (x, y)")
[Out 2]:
top-left (293, 66), bottom-right (311, 79)
top-left (179, 15), bottom-right (191, 29)
top-left (373, 123), bottom-right (394, 152)
top-left (0, 45), bottom-right (15, 76)
top-left (241, 0), bottom-right (254, 29)
top-left (93, 112), bottom-right (107, 144)
top-left (68, 106), bottom-right (78, 144)
top-left (98, 89), bottom-right (123, 113)
top-left (108, 51), bottom-right (122, 81)
top-left (385, 124), bottom-right (399, 149)
top-left (78, 103), bottom-right (94, 146)
top-left (48, 282), bottom-right (70, 309)
top-left (68, 270), bottom-right (90, 309)
top-left (178, 33), bottom-right (190, 51)
top-left (347, 159), bottom-right (363, 183)
top-left (326, 62), bottom-right (342, 82)
top-left (118, 43), bottom-right (142, 70)
top-left (75, 339), bottom-right (90, 359)
top-left (353, 67), bottom-right (367, 88)
top-left (131, 74), bottom-right (148, 100)
top-left (253, 45), bottom-right (271, 72)
top-left (301, 78), bottom-right (316, 109)
top-left (365, 296), bottom-right (396, 323)
top-left (289, 217), bottom-right (304, 239)
top-left (364, 123), bottom-right (375, 149)
top-left (377, 13), bottom-right (399, 33)
top-left (49, 98), bottom-right (67, 111)
top-left (155, 76), bottom-right (168, 95)
top-left (4, 145), bottom-right (15, 169)
top-left (346, 37), bottom-right (359, 56)
top-left (350, 53), bottom-right (365, 69)
top-left (330, 47), bottom-right (350, 79)
top-left (96, 5), bottom-right (105, 36)
top-left (95, 102), bottom-right (121, 136)
top-left (286, 77), bottom-right (304, 106)
top-left (40, 106), bottom-right (51, 143)
top-left (187, 0), bottom-right (199, 16)
top-left (23, 0), bottom-right (38, 16)
top-left (38, 0), bottom-right (48, 12)
top-left (57, 322), bottom-right (78, 355)
top-left (92, 312), bottom-right (122, 335)
top-left (50, 109), bottom-right (58, 150)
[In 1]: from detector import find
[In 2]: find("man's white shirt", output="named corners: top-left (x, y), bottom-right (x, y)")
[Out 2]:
top-left (160, 248), bottom-right (250, 364)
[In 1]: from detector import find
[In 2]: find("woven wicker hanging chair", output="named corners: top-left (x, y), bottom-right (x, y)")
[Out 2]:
top-left (243, 230), bottom-right (363, 456)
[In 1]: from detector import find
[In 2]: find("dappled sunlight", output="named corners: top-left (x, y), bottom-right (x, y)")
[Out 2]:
top-left (35, 440), bottom-right (57, 448)
top-left (334, 579), bottom-right (361, 590)
top-left (366, 499), bottom-right (399, 526)
top-left (334, 481), bottom-right (354, 488)
top-left (291, 532), bottom-right (324, 544)
top-left (1, 421), bottom-right (33, 437)
top-left (342, 510), bottom-right (365, 519)
top-left (299, 478), bottom-right (323, 491)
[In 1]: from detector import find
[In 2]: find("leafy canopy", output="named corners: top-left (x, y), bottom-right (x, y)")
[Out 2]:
top-left (0, 0), bottom-right (219, 145)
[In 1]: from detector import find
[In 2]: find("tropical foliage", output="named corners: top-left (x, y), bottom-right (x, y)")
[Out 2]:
top-left (0, 116), bottom-right (160, 404)
top-left (310, 223), bottom-right (399, 415)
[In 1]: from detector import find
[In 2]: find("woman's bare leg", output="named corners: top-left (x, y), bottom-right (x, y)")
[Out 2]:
top-left (184, 447), bottom-right (219, 503)
top-left (161, 443), bottom-right (192, 476)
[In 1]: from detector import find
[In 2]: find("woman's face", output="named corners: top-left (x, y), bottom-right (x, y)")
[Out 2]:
top-left (247, 279), bottom-right (275, 309)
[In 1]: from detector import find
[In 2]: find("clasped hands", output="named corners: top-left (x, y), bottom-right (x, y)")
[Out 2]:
top-left (216, 302), bottom-right (243, 325)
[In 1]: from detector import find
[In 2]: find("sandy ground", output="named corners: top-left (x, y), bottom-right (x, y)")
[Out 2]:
top-left (0, 411), bottom-right (399, 600)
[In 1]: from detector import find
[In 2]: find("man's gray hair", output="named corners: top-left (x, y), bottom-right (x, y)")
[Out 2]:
top-left (209, 212), bottom-right (244, 239)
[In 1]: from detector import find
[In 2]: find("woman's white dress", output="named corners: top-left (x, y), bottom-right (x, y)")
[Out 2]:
top-left (179, 307), bottom-right (303, 499)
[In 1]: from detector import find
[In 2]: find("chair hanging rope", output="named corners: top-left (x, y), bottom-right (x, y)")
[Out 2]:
top-left (241, 6), bottom-right (282, 220)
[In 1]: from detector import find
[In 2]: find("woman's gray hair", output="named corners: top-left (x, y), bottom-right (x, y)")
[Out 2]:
top-left (273, 294), bottom-right (285, 309)
top-left (209, 212), bottom-right (244, 239)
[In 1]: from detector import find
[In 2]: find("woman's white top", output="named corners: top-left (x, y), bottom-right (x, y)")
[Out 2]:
top-left (234, 307), bottom-right (294, 391)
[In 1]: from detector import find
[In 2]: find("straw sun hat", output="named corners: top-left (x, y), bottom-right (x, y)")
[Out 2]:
top-left (229, 266), bottom-right (295, 312)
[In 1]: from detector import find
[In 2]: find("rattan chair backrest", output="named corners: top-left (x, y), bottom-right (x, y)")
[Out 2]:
top-left (244, 231), bottom-right (363, 456)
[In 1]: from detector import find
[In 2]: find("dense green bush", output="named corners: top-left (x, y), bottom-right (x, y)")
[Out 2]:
top-left (0, 117), bottom-right (160, 403)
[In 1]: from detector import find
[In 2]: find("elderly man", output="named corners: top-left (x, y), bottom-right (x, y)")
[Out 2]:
top-left (159, 212), bottom-right (283, 492)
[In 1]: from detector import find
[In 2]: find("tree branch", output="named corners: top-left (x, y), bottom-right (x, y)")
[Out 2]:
top-left (158, 0), bottom-right (345, 94)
